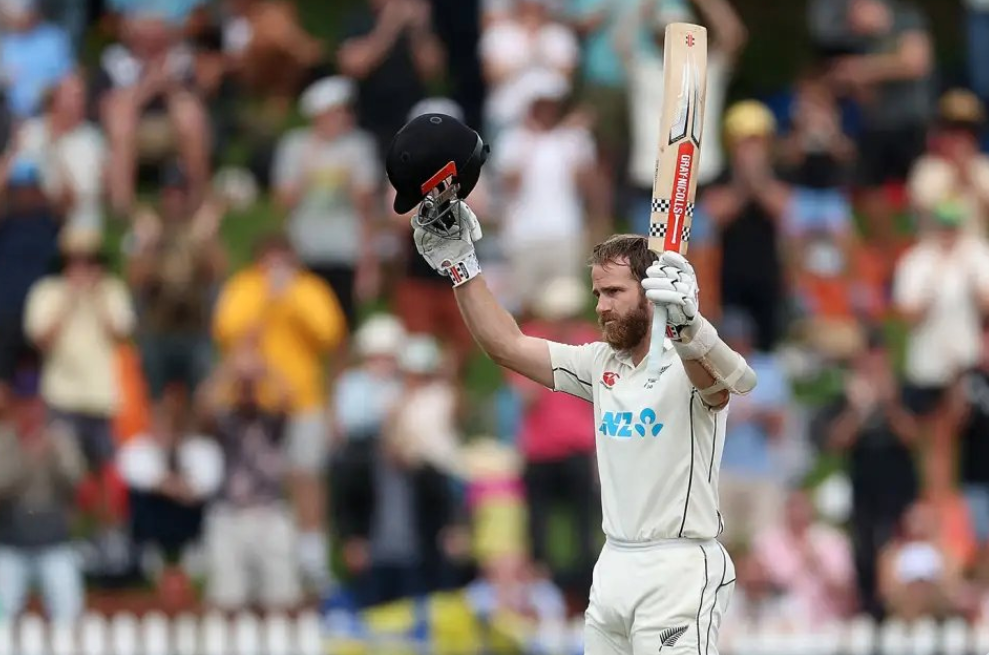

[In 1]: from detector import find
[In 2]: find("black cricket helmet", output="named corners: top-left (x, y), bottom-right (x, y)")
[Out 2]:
top-left (385, 113), bottom-right (489, 224)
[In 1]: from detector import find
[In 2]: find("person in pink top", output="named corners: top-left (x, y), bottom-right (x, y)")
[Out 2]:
top-left (752, 488), bottom-right (856, 627)
top-left (511, 276), bottom-right (598, 599)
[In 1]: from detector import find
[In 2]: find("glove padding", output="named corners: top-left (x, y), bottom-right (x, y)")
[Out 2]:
top-left (641, 251), bottom-right (699, 331)
top-left (412, 200), bottom-right (483, 286)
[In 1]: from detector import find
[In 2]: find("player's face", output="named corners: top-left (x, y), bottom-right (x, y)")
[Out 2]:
top-left (592, 262), bottom-right (650, 351)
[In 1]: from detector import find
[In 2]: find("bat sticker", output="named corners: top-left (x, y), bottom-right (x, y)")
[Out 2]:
top-left (668, 59), bottom-right (704, 147)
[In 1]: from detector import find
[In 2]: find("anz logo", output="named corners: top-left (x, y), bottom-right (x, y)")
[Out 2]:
top-left (599, 409), bottom-right (664, 439)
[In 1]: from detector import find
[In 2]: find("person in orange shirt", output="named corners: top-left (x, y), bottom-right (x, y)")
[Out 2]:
top-left (212, 233), bottom-right (347, 592)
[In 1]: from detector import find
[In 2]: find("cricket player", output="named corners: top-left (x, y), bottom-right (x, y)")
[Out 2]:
top-left (386, 114), bottom-right (757, 655)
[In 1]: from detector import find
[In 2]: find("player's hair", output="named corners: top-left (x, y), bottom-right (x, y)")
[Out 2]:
top-left (588, 234), bottom-right (655, 288)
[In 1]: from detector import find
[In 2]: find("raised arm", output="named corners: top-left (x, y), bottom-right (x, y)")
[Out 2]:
top-left (454, 276), bottom-right (554, 388)
top-left (410, 199), bottom-right (554, 387)
top-left (643, 252), bottom-right (756, 408)
top-left (692, 0), bottom-right (748, 62)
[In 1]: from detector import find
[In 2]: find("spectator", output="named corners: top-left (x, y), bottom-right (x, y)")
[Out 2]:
top-left (464, 553), bottom-right (568, 654)
top-left (197, 344), bottom-right (302, 611)
top-left (219, 0), bottom-right (326, 115)
top-left (701, 100), bottom-right (789, 349)
top-left (125, 162), bottom-right (226, 406)
top-left (336, 0), bottom-right (445, 158)
top-left (272, 76), bottom-right (380, 329)
top-left (0, 384), bottom-right (86, 623)
top-left (753, 489), bottom-right (856, 626)
top-left (718, 309), bottom-right (791, 548)
top-left (510, 277), bottom-right (597, 597)
top-left (115, 392), bottom-right (222, 608)
top-left (567, 0), bottom-right (635, 214)
top-left (460, 438), bottom-right (528, 577)
top-left (949, 318), bottom-right (989, 554)
top-left (24, 73), bottom-right (109, 233)
top-left (98, 13), bottom-right (210, 212)
top-left (491, 70), bottom-right (603, 313)
top-left (908, 89), bottom-right (989, 238)
top-left (779, 68), bottom-right (859, 321)
top-left (893, 200), bottom-right (989, 498)
top-left (620, 0), bottom-right (747, 237)
top-left (879, 500), bottom-right (962, 621)
top-left (331, 314), bottom-right (405, 576)
top-left (23, 227), bottom-right (135, 572)
top-left (212, 233), bottom-right (346, 592)
top-left (722, 549), bottom-right (787, 632)
top-left (825, 328), bottom-right (919, 617)
top-left (0, 0), bottom-right (74, 119)
top-left (824, 0), bottom-right (933, 257)
top-left (480, 0), bottom-right (578, 137)
top-left (386, 333), bottom-right (462, 510)
top-left (352, 335), bottom-right (460, 606)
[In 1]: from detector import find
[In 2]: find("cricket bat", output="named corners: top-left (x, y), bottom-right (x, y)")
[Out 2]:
top-left (647, 22), bottom-right (708, 380)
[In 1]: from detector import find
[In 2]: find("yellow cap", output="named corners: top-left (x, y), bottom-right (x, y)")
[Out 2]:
top-left (938, 88), bottom-right (985, 126)
top-left (723, 100), bottom-right (777, 147)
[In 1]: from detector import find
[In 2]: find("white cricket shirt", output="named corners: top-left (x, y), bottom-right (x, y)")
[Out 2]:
top-left (548, 338), bottom-right (728, 543)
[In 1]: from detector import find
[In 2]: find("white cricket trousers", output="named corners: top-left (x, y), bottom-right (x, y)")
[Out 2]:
top-left (584, 538), bottom-right (736, 655)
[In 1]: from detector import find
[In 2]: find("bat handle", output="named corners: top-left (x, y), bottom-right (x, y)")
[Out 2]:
top-left (647, 304), bottom-right (668, 379)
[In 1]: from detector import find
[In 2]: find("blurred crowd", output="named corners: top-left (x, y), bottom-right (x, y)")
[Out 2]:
top-left (1, 0), bottom-right (989, 648)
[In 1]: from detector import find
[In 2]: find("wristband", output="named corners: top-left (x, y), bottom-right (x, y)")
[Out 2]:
top-left (671, 316), bottom-right (717, 360)
top-left (442, 251), bottom-right (481, 287)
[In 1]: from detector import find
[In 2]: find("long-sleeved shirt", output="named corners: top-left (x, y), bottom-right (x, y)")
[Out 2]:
top-left (212, 267), bottom-right (346, 413)
top-left (24, 275), bottom-right (135, 415)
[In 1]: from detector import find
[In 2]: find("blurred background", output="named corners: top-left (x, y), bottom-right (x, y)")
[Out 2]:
top-left (0, 0), bottom-right (986, 653)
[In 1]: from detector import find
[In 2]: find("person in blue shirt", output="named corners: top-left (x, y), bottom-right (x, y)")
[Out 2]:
top-left (567, 0), bottom-right (637, 181)
top-left (0, 0), bottom-right (73, 119)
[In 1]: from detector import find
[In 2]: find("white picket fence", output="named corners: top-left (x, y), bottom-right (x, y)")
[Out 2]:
top-left (721, 616), bottom-right (989, 655)
top-left (0, 612), bottom-right (324, 655)
top-left (4, 612), bottom-right (989, 655)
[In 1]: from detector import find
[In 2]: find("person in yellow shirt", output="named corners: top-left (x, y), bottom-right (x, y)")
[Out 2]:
top-left (212, 233), bottom-right (346, 591)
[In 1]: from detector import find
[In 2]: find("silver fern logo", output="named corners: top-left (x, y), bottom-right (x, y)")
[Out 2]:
top-left (658, 625), bottom-right (688, 652)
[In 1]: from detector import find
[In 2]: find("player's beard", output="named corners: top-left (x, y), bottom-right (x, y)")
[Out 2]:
top-left (599, 296), bottom-right (651, 351)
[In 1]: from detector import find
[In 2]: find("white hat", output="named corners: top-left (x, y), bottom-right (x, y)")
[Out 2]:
top-left (399, 335), bottom-right (443, 374)
top-left (300, 76), bottom-right (355, 117)
top-left (355, 314), bottom-right (406, 359)
top-left (408, 97), bottom-right (465, 123)
top-left (533, 276), bottom-right (588, 321)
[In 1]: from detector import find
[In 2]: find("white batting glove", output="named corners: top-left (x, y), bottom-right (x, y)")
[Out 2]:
top-left (641, 252), bottom-right (700, 335)
top-left (412, 200), bottom-right (483, 286)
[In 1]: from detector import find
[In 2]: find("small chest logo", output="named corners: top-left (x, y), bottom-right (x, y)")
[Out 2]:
top-left (601, 371), bottom-right (620, 389)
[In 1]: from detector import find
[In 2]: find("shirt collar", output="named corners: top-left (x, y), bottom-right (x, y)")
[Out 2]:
top-left (613, 338), bottom-right (673, 366)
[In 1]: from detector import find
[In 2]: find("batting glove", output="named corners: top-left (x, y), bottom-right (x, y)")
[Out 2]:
top-left (641, 252), bottom-right (700, 333)
top-left (412, 200), bottom-right (483, 286)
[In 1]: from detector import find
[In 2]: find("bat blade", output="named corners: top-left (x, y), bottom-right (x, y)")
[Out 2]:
top-left (645, 22), bottom-right (708, 380)
top-left (649, 23), bottom-right (708, 259)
